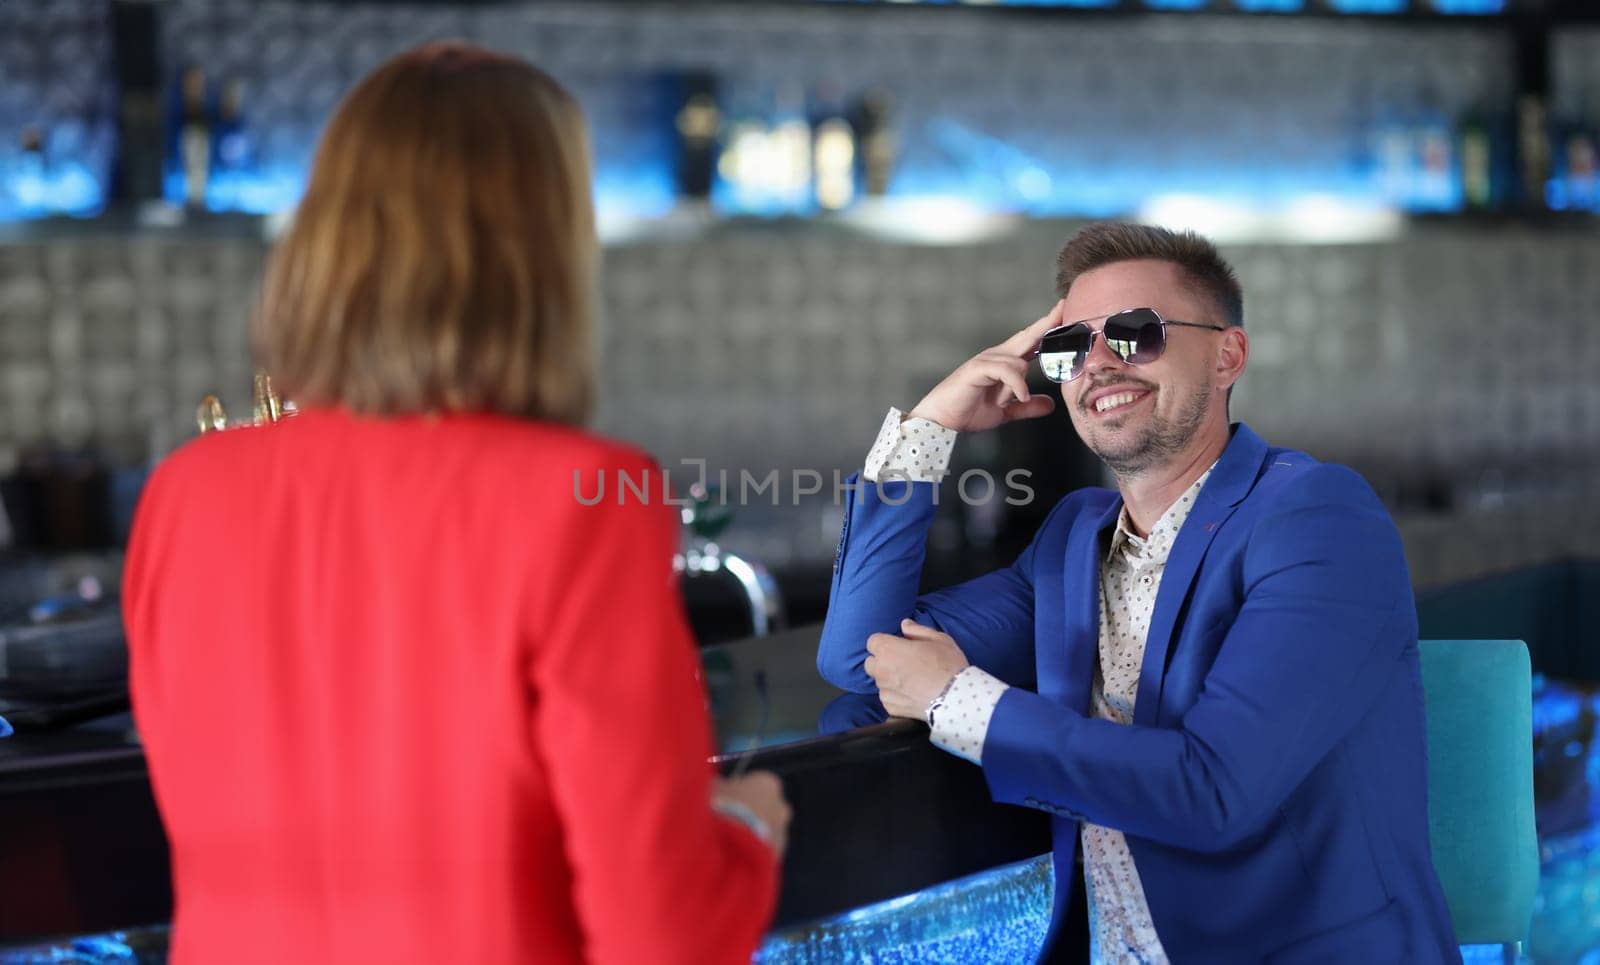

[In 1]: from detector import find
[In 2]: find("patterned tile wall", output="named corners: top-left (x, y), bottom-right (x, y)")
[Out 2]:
top-left (1, 2), bottom-right (1593, 582)
top-left (0, 222), bottom-right (1595, 584)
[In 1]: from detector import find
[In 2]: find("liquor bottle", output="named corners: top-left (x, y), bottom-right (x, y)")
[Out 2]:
top-left (214, 80), bottom-right (255, 178)
top-left (16, 127), bottom-right (47, 212)
top-left (850, 88), bottom-right (896, 197)
top-left (716, 89), bottom-right (775, 215)
top-left (1370, 92), bottom-right (1416, 208)
top-left (810, 83), bottom-right (856, 212)
top-left (1556, 116), bottom-right (1598, 212)
top-left (1516, 94), bottom-right (1551, 210)
top-left (1414, 86), bottom-right (1457, 211)
top-left (769, 83), bottom-right (813, 214)
top-left (1457, 102), bottom-right (1495, 211)
top-left (178, 66), bottom-right (211, 209)
top-left (670, 71), bottom-right (720, 202)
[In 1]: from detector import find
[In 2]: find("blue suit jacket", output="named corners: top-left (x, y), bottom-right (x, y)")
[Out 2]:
top-left (817, 424), bottom-right (1460, 963)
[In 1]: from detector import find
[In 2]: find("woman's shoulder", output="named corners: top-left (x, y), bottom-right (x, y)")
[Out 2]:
top-left (438, 413), bottom-right (659, 477)
top-left (174, 407), bottom-right (651, 463)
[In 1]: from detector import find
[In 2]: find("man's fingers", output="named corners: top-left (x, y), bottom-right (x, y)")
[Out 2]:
top-left (878, 689), bottom-right (918, 720)
top-left (980, 362), bottom-right (1033, 407)
top-left (998, 301), bottom-right (1067, 357)
top-left (974, 352), bottom-right (1030, 375)
top-left (900, 618), bottom-right (940, 640)
top-left (963, 358), bottom-right (1032, 405)
top-left (1002, 394), bottom-right (1057, 423)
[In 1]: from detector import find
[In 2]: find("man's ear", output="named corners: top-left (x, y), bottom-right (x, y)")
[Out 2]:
top-left (1215, 326), bottom-right (1248, 391)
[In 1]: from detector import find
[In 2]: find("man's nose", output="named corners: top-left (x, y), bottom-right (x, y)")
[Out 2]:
top-left (1081, 331), bottom-right (1127, 379)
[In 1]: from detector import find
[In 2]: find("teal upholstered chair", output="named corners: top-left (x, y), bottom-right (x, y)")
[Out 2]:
top-left (1419, 639), bottom-right (1539, 958)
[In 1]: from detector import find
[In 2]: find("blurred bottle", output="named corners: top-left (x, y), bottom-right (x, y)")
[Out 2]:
top-left (717, 87), bottom-right (774, 214)
top-left (1, 447), bottom-right (114, 551)
top-left (1516, 94), bottom-right (1551, 211)
top-left (810, 83), bottom-right (856, 212)
top-left (1551, 113), bottom-right (1598, 212)
top-left (213, 79), bottom-right (256, 187)
top-left (671, 71), bottom-right (721, 202)
top-left (14, 127), bottom-right (47, 212)
top-left (1370, 90), bottom-right (1416, 208)
top-left (1456, 101), bottom-right (1497, 211)
top-left (850, 89), bottom-right (896, 197)
top-left (769, 83), bottom-right (813, 214)
top-left (176, 66), bottom-right (211, 209)
top-left (1414, 86), bottom-right (1458, 211)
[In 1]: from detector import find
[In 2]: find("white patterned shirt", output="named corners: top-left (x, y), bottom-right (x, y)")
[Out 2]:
top-left (859, 407), bottom-right (1217, 964)
top-left (863, 407), bottom-right (957, 484)
top-left (1075, 467), bottom-right (1210, 964)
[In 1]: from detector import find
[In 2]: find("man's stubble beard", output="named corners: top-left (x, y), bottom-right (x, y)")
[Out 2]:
top-left (1085, 379), bottom-right (1212, 479)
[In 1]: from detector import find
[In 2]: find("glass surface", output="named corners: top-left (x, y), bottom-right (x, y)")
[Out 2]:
top-left (701, 624), bottom-right (882, 758)
top-left (756, 854), bottom-right (1053, 964)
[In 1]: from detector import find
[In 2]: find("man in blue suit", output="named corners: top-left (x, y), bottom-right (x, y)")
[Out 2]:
top-left (817, 223), bottom-right (1459, 963)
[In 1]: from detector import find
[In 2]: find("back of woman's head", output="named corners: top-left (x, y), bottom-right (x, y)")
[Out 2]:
top-left (254, 42), bottom-right (595, 425)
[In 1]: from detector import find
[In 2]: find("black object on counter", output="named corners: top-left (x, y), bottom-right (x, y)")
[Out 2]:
top-left (0, 608), bottom-right (128, 703)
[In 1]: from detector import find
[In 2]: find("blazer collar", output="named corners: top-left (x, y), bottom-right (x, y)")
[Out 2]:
top-left (1127, 422), bottom-right (1270, 725)
top-left (1202, 422), bottom-right (1269, 509)
top-left (1085, 421), bottom-right (1265, 536)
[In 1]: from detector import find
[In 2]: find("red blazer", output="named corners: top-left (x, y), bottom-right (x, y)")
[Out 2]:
top-left (124, 408), bottom-right (777, 964)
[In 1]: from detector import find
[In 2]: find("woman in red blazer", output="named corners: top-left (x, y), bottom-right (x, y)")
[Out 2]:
top-left (123, 43), bottom-right (786, 964)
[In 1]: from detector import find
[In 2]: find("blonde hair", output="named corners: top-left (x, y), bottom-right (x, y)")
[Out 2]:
top-left (253, 42), bottom-right (596, 424)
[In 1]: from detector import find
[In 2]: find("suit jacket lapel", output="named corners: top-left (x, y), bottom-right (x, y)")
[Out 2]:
top-left (1132, 424), bottom-right (1270, 726)
top-left (1061, 497), bottom-right (1121, 716)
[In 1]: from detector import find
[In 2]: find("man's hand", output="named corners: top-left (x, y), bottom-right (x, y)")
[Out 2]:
top-left (907, 302), bottom-right (1065, 433)
top-left (865, 619), bottom-right (971, 720)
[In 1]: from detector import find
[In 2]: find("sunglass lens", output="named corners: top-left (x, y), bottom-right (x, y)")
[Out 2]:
top-left (1039, 325), bottom-right (1091, 382)
top-left (1104, 308), bottom-right (1165, 365)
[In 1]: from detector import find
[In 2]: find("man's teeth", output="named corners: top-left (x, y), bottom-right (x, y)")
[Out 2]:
top-left (1094, 392), bottom-right (1143, 413)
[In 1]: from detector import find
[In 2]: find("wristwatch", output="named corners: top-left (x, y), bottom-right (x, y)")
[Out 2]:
top-left (924, 670), bottom-right (962, 729)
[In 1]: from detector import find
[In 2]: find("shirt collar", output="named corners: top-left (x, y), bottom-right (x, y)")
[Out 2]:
top-left (1106, 461), bottom-right (1219, 565)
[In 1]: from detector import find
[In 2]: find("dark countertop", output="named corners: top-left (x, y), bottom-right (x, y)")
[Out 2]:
top-left (0, 624), bottom-right (1048, 942)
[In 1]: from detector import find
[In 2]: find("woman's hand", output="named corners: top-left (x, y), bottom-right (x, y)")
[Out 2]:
top-left (712, 771), bottom-right (792, 857)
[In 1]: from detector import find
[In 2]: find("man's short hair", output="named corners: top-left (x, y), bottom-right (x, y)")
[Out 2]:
top-left (1053, 222), bottom-right (1244, 330)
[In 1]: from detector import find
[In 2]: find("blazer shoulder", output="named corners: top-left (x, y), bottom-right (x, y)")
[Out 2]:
top-left (1250, 449), bottom-right (1387, 518)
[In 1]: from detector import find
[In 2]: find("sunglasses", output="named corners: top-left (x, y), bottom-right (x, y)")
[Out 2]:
top-left (1037, 307), bottom-right (1226, 383)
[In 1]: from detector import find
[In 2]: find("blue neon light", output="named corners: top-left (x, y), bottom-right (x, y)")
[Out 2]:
top-left (1429, 0), bottom-right (1503, 12)
top-left (140, 138), bottom-right (1466, 222)
top-left (0, 161), bottom-right (106, 222)
top-left (1233, 0), bottom-right (1305, 11)
top-left (1327, 0), bottom-right (1407, 12)
top-left (1144, 0), bottom-right (1211, 8)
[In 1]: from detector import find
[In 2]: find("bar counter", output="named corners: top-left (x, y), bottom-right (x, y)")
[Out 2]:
top-left (0, 624), bottom-right (1049, 947)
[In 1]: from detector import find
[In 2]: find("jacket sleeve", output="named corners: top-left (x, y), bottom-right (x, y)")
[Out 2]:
top-left (982, 464), bottom-right (1417, 853)
top-left (817, 472), bottom-right (1064, 695)
top-left (526, 459), bottom-right (778, 964)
